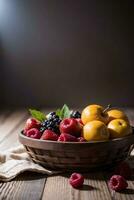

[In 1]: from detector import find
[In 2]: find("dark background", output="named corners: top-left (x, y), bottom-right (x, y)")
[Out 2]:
top-left (0, 0), bottom-right (134, 109)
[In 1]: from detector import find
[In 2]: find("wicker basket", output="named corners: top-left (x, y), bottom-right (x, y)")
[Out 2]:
top-left (19, 129), bottom-right (134, 171)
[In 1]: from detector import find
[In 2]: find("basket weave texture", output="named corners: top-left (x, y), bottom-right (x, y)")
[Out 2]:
top-left (19, 130), bottom-right (134, 171)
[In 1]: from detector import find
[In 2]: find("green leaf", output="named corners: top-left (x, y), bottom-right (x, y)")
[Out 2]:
top-left (29, 109), bottom-right (46, 122)
top-left (56, 108), bottom-right (61, 117)
top-left (56, 104), bottom-right (71, 119)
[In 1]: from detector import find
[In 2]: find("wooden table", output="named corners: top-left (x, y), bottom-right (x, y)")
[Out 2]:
top-left (0, 108), bottom-right (134, 200)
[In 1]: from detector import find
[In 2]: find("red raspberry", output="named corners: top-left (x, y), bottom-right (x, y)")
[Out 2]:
top-left (59, 118), bottom-right (82, 137)
top-left (69, 173), bottom-right (84, 188)
top-left (76, 118), bottom-right (84, 125)
top-left (24, 118), bottom-right (40, 133)
top-left (109, 175), bottom-right (128, 191)
top-left (58, 133), bottom-right (78, 142)
top-left (77, 137), bottom-right (87, 142)
top-left (26, 128), bottom-right (42, 139)
top-left (114, 162), bottom-right (132, 179)
top-left (41, 130), bottom-right (58, 141)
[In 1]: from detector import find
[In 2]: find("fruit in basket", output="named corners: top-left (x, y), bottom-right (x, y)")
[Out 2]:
top-left (83, 120), bottom-right (109, 141)
top-left (81, 104), bottom-right (109, 125)
top-left (107, 109), bottom-right (129, 123)
top-left (41, 130), bottom-right (58, 141)
top-left (60, 118), bottom-right (82, 137)
top-left (75, 118), bottom-right (83, 125)
top-left (107, 119), bottom-right (132, 139)
top-left (70, 111), bottom-right (81, 118)
top-left (58, 133), bottom-right (78, 142)
top-left (69, 173), bottom-right (84, 188)
top-left (40, 113), bottom-right (61, 134)
top-left (25, 128), bottom-right (42, 139)
top-left (109, 175), bottom-right (128, 191)
top-left (24, 118), bottom-right (40, 133)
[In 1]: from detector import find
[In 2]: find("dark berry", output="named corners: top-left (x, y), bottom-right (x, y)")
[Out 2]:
top-left (49, 112), bottom-right (56, 116)
top-left (71, 111), bottom-right (81, 119)
top-left (109, 175), bottom-right (128, 191)
top-left (41, 130), bottom-right (58, 141)
top-left (40, 112), bottom-right (61, 134)
top-left (69, 173), bottom-right (84, 188)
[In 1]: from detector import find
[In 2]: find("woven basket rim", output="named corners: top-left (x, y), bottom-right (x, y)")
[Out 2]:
top-left (19, 128), bottom-right (134, 145)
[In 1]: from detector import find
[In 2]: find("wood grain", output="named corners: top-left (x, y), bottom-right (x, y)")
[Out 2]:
top-left (0, 172), bottom-right (47, 200)
top-left (0, 110), bottom-right (27, 143)
top-left (42, 173), bottom-right (112, 200)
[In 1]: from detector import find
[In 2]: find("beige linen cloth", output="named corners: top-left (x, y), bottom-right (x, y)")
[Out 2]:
top-left (0, 145), bottom-right (134, 182)
top-left (0, 145), bottom-right (61, 182)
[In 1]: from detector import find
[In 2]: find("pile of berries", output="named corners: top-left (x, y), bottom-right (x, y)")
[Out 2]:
top-left (40, 112), bottom-right (61, 134)
top-left (23, 110), bottom-right (86, 142)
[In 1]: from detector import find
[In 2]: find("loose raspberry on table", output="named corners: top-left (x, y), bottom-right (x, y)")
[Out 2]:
top-left (41, 130), bottom-right (58, 141)
top-left (69, 173), bottom-right (84, 188)
top-left (114, 162), bottom-right (132, 179)
top-left (109, 175), bottom-right (128, 192)
top-left (26, 128), bottom-right (42, 139)
top-left (58, 133), bottom-right (78, 142)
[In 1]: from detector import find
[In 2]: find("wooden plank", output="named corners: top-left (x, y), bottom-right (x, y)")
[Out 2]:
top-left (0, 110), bottom-right (12, 125)
top-left (0, 113), bottom-right (28, 150)
top-left (0, 172), bottom-right (47, 200)
top-left (42, 173), bottom-right (112, 200)
top-left (0, 110), bottom-right (27, 143)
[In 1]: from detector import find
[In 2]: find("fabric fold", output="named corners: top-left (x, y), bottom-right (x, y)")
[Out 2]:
top-left (0, 145), bottom-right (61, 182)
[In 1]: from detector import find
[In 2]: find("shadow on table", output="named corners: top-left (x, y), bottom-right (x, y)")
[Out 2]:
top-left (119, 188), bottom-right (134, 194)
top-left (61, 171), bottom-right (110, 181)
top-left (79, 184), bottom-right (98, 191)
top-left (13, 171), bottom-right (48, 182)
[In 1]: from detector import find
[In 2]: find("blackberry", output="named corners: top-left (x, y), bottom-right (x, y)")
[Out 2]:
top-left (40, 113), bottom-right (61, 134)
top-left (71, 111), bottom-right (81, 118)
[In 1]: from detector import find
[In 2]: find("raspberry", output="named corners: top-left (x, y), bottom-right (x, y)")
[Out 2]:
top-left (41, 130), bottom-right (58, 141)
top-left (26, 128), bottom-right (42, 139)
top-left (58, 133), bottom-right (78, 142)
top-left (75, 118), bottom-right (83, 125)
top-left (24, 118), bottom-right (40, 133)
top-left (114, 162), bottom-right (132, 179)
top-left (77, 137), bottom-right (87, 142)
top-left (109, 175), bottom-right (128, 191)
top-left (59, 118), bottom-right (82, 137)
top-left (69, 173), bottom-right (84, 188)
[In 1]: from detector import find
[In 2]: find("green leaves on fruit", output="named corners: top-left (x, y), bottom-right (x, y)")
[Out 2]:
top-left (56, 104), bottom-right (71, 119)
top-left (29, 109), bottom-right (46, 122)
